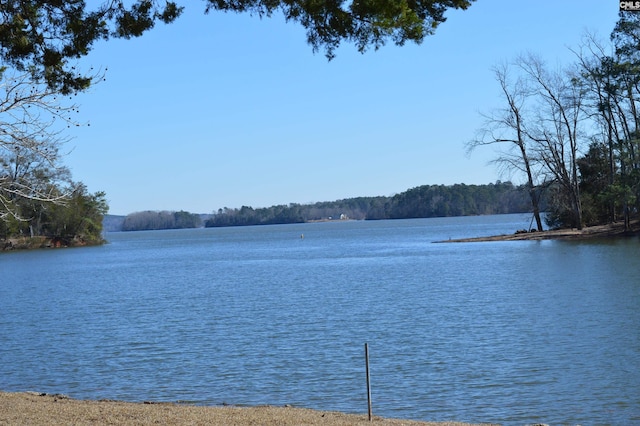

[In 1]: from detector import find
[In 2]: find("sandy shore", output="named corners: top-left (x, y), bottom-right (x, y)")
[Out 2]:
top-left (0, 392), bottom-right (496, 426)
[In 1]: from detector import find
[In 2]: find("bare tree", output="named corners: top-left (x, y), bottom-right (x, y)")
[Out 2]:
top-left (467, 62), bottom-right (544, 231)
top-left (517, 53), bottom-right (586, 229)
top-left (0, 72), bottom-right (82, 221)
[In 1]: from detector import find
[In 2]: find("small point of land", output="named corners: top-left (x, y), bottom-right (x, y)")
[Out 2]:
top-left (436, 219), bottom-right (640, 243)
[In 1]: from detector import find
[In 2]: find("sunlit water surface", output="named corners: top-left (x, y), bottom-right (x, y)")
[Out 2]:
top-left (1, 214), bottom-right (639, 425)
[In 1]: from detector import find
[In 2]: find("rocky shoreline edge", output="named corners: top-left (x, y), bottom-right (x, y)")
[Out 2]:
top-left (0, 391), bottom-right (498, 426)
top-left (1, 235), bottom-right (105, 251)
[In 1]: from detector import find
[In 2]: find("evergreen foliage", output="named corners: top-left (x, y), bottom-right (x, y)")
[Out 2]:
top-left (0, 0), bottom-right (474, 94)
top-left (0, 184), bottom-right (108, 246)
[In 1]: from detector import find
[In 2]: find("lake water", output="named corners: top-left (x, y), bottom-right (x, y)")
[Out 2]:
top-left (1, 214), bottom-right (639, 425)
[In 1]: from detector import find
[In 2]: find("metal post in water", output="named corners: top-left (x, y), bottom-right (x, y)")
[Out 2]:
top-left (365, 343), bottom-right (372, 421)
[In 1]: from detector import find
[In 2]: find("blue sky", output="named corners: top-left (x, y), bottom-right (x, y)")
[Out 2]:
top-left (68, 1), bottom-right (620, 215)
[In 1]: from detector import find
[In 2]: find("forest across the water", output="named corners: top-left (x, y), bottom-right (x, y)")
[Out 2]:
top-left (111, 181), bottom-right (540, 231)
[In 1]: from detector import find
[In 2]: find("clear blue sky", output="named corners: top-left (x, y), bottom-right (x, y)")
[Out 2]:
top-left (68, 1), bottom-right (620, 215)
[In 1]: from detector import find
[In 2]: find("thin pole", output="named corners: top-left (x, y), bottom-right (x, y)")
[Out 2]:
top-left (365, 343), bottom-right (372, 421)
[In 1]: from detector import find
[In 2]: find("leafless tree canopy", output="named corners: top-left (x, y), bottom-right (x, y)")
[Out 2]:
top-left (0, 72), bottom-right (81, 221)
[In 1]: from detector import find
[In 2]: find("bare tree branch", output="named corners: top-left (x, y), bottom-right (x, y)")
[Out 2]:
top-left (0, 72), bottom-right (82, 221)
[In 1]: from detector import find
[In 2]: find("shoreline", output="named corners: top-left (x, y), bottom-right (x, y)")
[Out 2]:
top-left (1, 236), bottom-right (105, 251)
top-left (0, 391), bottom-right (495, 425)
top-left (436, 219), bottom-right (640, 243)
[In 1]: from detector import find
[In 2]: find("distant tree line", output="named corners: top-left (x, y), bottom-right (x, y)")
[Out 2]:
top-left (384, 181), bottom-right (534, 219)
top-left (205, 181), bottom-right (538, 227)
top-left (121, 210), bottom-right (202, 231)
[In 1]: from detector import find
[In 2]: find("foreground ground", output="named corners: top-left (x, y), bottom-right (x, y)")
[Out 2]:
top-left (0, 392), bottom-right (496, 426)
top-left (437, 219), bottom-right (640, 243)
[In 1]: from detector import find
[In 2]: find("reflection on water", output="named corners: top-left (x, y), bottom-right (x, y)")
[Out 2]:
top-left (1, 214), bottom-right (639, 425)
